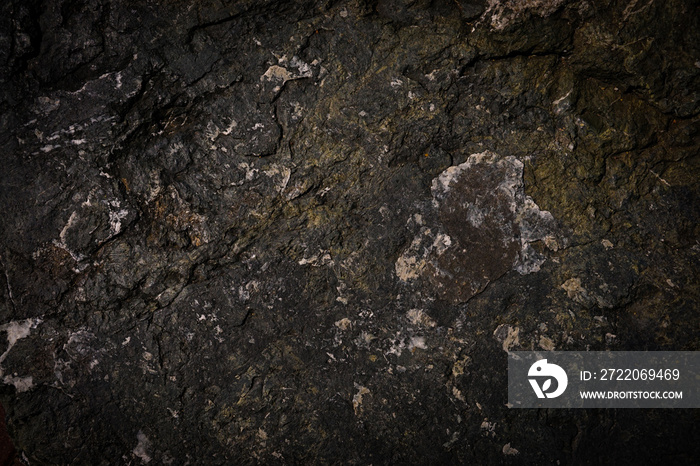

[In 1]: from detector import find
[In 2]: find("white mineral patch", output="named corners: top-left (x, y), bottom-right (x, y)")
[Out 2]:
top-left (432, 151), bottom-right (497, 196)
top-left (515, 244), bottom-right (545, 274)
top-left (335, 318), bottom-right (352, 330)
top-left (298, 252), bottom-right (332, 266)
top-left (431, 233), bottom-right (452, 255)
top-left (222, 119), bottom-right (237, 135)
top-left (355, 331), bottom-right (375, 348)
top-left (238, 162), bottom-right (258, 182)
top-left (395, 228), bottom-right (438, 282)
top-left (432, 164), bottom-right (464, 194)
top-left (0, 319), bottom-right (40, 348)
top-left (395, 254), bottom-right (425, 281)
top-left (553, 89), bottom-right (573, 114)
top-left (561, 277), bottom-right (588, 303)
top-left (352, 383), bottom-right (370, 414)
top-left (481, 420), bottom-right (497, 437)
top-left (109, 208), bottom-right (130, 236)
top-left (502, 443), bottom-right (520, 455)
top-left (406, 309), bottom-right (436, 328)
top-left (386, 334), bottom-right (407, 357)
top-left (0, 318), bottom-right (43, 391)
top-left (3, 375), bottom-right (33, 392)
top-left (493, 324), bottom-right (520, 352)
top-left (408, 336), bottom-right (427, 351)
top-left (145, 171), bottom-right (162, 202)
top-left (54, 211), bottom-right (85, 261)
top-left (486, 0), bottom-right (567, 31)
top-left (290, 56), bottom-right (312, 76)
top-left (261, 56), bottom-right (312, 85)
top-left (452, 386), bottom-right (466, 403)
top-left (290, 101), bottom-right (304, 120)
top-left (262, 65), bottom-right (293, 83)
top-left (465, 203), bottom-right (488, 227)
top-left (133, 431), bottom-right (152, 464)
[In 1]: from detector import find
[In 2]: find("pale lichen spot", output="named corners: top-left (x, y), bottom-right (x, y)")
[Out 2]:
top-left (502, 443), bottom-right (520, 456)
top-left (352, 384), bottom-right (370, 415)
top-left (493, 324), bottom-right (520, 352)
top-left (334, 318), bottom-right (352, 331)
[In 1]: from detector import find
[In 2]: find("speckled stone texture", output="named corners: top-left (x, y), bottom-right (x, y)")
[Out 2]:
top-left (1, 0), bottom-right (699, 464)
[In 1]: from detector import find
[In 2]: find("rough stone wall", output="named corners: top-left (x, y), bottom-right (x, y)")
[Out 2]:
top-left (0, 0), bottom-right (698, 464)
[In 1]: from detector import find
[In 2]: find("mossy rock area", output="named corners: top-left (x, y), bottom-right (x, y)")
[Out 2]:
top-left (0, 0), bottom-right (698, 464)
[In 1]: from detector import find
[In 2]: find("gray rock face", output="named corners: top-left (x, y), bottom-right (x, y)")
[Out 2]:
top-left (0, 0), bottom-right (698, 464)
top-left (396, 152), bottom-right (561, 303)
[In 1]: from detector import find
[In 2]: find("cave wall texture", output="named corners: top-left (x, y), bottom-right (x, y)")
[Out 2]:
top-left (0, 0), bottom-right (699, 464)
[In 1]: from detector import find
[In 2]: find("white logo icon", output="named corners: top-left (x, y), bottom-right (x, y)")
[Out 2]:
top-left (528, 359), bottom-right (568, 398)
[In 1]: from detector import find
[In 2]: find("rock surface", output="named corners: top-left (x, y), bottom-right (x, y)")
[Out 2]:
top-left (0, 0), bottom-right (698, 464)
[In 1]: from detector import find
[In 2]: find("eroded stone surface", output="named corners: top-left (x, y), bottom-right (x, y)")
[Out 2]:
top-left (0, 0), bottom-right (698, 464)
